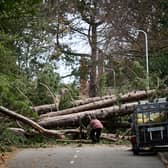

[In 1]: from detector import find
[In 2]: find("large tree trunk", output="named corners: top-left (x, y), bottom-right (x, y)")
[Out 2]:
top-left (40, 90), bottom-right (154, 119)
top-left (89, 23), bottom-right (97, 97)
top-left (73, 94), bottom-right (115, 106)
top-left (33, 104), bottom-right (58, 114)
top-left (34, 95), bottom-right (116, 115)
top-left (79, 57), bottom-right (88, 97)
top-left (97, 49), bottom-right (104, 81)
top-left (0, 106), bottom-right (63, 138)
top-left (39, 102), bottom-right (137, 128)
top-left (97, 49), bottom-right (105, 96)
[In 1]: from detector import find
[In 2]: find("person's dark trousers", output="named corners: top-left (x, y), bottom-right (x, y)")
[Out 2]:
top-left (90, 128), bottom-right (102, 143)
top-left (90, 129), bottom-right (96, 143)
top-left (95, 128), bottom-right (102, 142)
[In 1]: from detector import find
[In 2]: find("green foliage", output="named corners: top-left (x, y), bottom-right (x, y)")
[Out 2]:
top-left (148, 53), bottom-right (168, 89)
top-left (0, 129), bottom-right (55, 152)
top-left (28, 64), bottom-right (61, 106)
top-left (59, 84), bottom-right (79, 110)
top-left (150, 53), bottom-right (168, 79)
top-left (126, 61), bottom-right (146, 90)
top-left (0, 129), bottom-right (27, 146)
top-left (0, 0), bottom-right (168, 149)
top-left (0, 0), bottom-right (41, 24)
top-left (0, 75), bottom-right (37, 119)
top-left (159, 0), bottom-right (168, 28)
top-left (132, 61), bottom-right (145, 76)
top-left (0, 37), bottom-right (18, 76)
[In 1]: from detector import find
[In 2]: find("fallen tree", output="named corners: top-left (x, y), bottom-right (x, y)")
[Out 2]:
top-left (40, 90), bottom-right (154, 119)
top-left (39, 102), bottom-right (138, 128)
top-left (32, 104), bottom-right (58, 115)
top-left (6, 127), bottom-right (119, 142)
top-left (51, 129), bottom-right (118, 142)
top-left (0, 106), bottom-right (63, 138)
top-left (73, 94), bottom-right (116, 106)
top-left (33, 95), bottom-right (116, 115)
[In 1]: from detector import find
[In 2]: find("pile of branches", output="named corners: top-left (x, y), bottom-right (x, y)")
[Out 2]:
top-left (37, 90), bottom-right (155, 128)
top-left (0, 89), bottom-right (165, 141)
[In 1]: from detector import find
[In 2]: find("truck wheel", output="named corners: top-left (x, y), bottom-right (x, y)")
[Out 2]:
top-left (132, 145), bottom-right (140, 155)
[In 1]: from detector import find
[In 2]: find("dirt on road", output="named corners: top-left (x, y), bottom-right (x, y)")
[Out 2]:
top-left (0, 148), bottom-right (21, 168)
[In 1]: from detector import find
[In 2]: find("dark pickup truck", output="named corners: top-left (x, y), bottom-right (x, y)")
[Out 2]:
top-left (130, 98), bottom-right (168, 155)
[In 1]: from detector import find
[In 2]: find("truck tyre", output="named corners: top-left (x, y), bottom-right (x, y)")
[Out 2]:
top-left (132, 145), bottom-right (140, 155)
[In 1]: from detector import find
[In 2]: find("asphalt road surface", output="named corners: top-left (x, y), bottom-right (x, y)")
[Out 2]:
top-left (7, 145), bottom-right (164, 168)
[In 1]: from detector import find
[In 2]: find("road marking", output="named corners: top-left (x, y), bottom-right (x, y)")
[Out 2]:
top-left (69, 148), bottom-right (81, 166)
top-left (70, 160), bottom-right (75, 164)
top-left (74, 154), bottom-right (78, 158)
top-left (76, 149), bottom-right (80, 153)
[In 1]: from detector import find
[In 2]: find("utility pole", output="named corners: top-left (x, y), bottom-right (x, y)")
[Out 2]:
top-left (136, 30), bottom-right (149, 90)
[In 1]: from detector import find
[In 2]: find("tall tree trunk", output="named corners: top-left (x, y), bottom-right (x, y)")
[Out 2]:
top-left (97, 49), bottom-right (104, 80)
top-left (89, 23), bottom-right (97, 97)
top-left (97, 49), bottom-right (105, 96)
top-left (79, 57), bottom-right (88, 97)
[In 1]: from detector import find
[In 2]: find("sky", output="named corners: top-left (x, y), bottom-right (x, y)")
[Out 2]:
top-left (56, 33), bottom-right (91, 84)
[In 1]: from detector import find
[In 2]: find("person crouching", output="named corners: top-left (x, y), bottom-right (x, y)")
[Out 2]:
top-left (89, 115), bottom-right (103, 143)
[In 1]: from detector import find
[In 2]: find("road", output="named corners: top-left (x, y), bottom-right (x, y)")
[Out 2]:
top-left (7, 145), bottom-right (164, 168)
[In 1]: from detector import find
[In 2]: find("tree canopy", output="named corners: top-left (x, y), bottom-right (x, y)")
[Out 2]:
top-left (0, 0), bottom-right (167, 110)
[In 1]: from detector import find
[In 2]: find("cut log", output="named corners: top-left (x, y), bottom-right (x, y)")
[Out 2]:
top-left (73, 94), bottom-right (115, 106)
top-left (32, 104), bottom-right (58, 115)
top-left (120, 128), bottom-right (131, 140)
top-left (39, 102), bottom-right (138, 128)
top-left (101, 133), bottom-right (118, 142)
top-left (56, 129), bottom-right (117, 142)
top-left (0, 106), bottom-right (63, 138)
top-left (100, 135), bottom-right (117, 142)
top-left (40, 90), bottom-right (154, 118)
top-left (55, 135), bottom-right (117, 143)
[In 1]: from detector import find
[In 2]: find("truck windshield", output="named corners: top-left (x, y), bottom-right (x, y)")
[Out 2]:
top-left (136, 111), bottom-right (168, 124)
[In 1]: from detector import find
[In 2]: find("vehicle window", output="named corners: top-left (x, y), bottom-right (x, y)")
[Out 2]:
top-left (137, 111), bottom-right (168, 124)
top-left (149, 112), bottom-right (160, 123)
top-left (160, 111), bottom-right (168, 122)
top-left (137, 112), bottom-right (149, 124)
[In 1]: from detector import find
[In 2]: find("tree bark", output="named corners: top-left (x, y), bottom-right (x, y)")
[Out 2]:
top-left (89, 23), bottom-right (97, 97)
top-left (0, 106), bottom-right (63, 138)
top-left (73, 94), bottom-right (115, 106)
top-left (34, 94), bottom-right (116, 115)
top-left (40, 90), bottom-right (154, 119)
top-left (97, 49), bottom-right (104, 82)
top-left (101, 133), bottom-right (117, 142)
top-left (79, 57), bottom-right (88, 97)
top-left (7, 127), bottom-right (27, 135)
top-left (39, 102), bottom-right (138, 128)
top-left (33, 104), bottom-right (58, 115)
